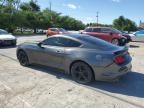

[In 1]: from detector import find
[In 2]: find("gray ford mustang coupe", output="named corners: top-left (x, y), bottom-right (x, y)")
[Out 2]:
top-left (17, 34), bottom-right (132, 84)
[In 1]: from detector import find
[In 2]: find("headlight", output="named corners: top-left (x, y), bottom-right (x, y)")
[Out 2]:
top-left (118, 34), bottom-right (122, 36)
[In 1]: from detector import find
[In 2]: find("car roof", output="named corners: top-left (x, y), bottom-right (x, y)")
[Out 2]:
top-left (86, 27), bottom-right (111, 29)
top-left (49, 28), bottom-right (63, 29)
top-left (52, 34), bottom-right (90, 39)
top-left (49, 28), bottom-right (58, 29)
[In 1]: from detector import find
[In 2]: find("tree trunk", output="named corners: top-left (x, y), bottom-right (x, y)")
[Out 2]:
top-left (34, 28), bottom-right (36, 33)
top-left (20, 25), bottom-right (23, 34)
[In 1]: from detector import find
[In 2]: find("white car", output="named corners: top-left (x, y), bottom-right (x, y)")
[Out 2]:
top-left (0, 29), bottom-right (17, 46)
top-left (129, 30), bottom-right (144, 42)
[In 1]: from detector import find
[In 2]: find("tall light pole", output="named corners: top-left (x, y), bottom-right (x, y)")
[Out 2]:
top-left (49, 0), bottom-right (52, 11)
top-left (96, 12), bottom-right (99, 26)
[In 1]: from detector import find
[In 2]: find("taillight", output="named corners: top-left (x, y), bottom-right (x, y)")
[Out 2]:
top-left (114, 55), bottom-right (125, 64)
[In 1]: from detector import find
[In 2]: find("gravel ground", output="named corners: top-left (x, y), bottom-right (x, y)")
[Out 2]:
top-left (0, 35), bottom-right (144, 108)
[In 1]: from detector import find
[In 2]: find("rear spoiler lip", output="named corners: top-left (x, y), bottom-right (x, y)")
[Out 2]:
top-left (114, 45), bottom-right (129, 55)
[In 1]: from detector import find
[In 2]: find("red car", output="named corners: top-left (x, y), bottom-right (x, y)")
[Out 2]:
top-left (46, 28), bottom-right (68, 37)
top-left (81, 27), bottom-right (127, 46)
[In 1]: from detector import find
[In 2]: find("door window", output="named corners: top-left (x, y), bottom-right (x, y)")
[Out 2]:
top-left (58, 37), bottom-right (81, 47)
top-left (42, 37), bottom-right (81, 47)
top-left (101, 28), bottom-right (111, 33)
top-left (42, 37), bottom-right (59, 46)
top-left (92, 28), bottom-right (101, 32)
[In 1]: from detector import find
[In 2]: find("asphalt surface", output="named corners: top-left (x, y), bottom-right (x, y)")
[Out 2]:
top-left (0, 35), bottom-right (144, 108)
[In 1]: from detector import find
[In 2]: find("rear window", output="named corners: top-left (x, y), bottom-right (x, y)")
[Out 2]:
top-left (50, 28), bottom-right (58, 32)
top-left (58, 28), bottom-right (66, 32)
top-left (78, 36), bottom-right (118, 50)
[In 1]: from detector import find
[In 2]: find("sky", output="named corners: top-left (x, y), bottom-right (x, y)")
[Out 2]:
top-left (22, 0), bottom-right (144, 25)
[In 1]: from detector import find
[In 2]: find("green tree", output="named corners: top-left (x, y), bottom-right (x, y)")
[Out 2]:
top-left (113, 16), bottom-right (137, 32)
top-left (0, 0), bottom-right (85, 34)
top-left (20, 0), bottom-right (40, 33)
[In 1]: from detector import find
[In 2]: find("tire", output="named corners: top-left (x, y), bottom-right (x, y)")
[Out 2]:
top-left (17, 51), bottom-right (30, 66)
top-left (119, 38), bottom-right (127, 46)
top-left (111, 39), bottom-right (119, 45)
top-left (71, 62), bottom-right (94, 84)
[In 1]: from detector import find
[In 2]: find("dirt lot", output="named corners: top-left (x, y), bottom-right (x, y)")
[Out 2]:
top-left (0, 35), bottom-right (144, 108)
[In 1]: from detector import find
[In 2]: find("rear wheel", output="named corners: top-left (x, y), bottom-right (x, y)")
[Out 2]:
top-left (17, 51), bottom-right (30, 66)
top-left (111, 39), bottom-right (119, 45)
top-left (71, 62), bottom-right (94, 84)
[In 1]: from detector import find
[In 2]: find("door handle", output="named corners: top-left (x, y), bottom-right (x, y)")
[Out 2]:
top-left (56, 50), bottom-right (61, 53)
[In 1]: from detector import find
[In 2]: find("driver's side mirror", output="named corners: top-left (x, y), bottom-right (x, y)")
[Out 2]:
top-left (38, 42), bottom-right (46, 48)
top-left (38, 42), bottom-right (42, 47)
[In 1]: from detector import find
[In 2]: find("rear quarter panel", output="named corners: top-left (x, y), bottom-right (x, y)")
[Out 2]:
top-left (64, 48), bottom-right (114, 74)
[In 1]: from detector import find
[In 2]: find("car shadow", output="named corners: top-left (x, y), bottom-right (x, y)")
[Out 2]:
top-left (0, 45), bottom-right (17, 49)
top-left (29, 64), bottom-right (144, 98)
top-left (129, 45), bottom-right (140, 48)
top-left (89, 72), bottom-right (144, 98)
top-left (29, 64), bottom-right (71, 79)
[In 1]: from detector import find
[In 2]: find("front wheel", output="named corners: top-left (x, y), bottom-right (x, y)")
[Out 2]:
top-left (71, 62), bottom-right (94, 84)
top-left (111, 39), bottom-right (119, 45)
top-left (17, 51), bottom-right (30, 66)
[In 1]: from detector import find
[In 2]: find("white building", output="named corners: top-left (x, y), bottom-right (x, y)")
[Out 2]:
top-left (139, 20), bottom-right (144, 28)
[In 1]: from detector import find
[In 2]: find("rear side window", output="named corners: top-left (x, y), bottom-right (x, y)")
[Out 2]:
top-left (101, 28), bottom-right (111, 33)
top-left (92, 28), bottom-right (101, 32)
top-left (85, 28), bottom-right (92, 32)
top-left (78, 36), bottom-right (118, 50)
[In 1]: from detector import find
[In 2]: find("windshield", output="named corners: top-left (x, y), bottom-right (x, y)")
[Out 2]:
top-left (0, 29), bottom-right (8, 35)
top-left (58, 28), bottom-right (66, 32)
top-left (78, 36), bottom-right (119, 50)
top-left (112, 28), bottom-right (122, 34)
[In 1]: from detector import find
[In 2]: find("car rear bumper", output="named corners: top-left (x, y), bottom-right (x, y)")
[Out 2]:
top-left (92, 62), bottom-right (132, 81)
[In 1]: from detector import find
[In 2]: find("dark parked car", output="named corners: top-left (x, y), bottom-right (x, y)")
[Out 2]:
top-left (81, 27), bottom-right (127, 46)
top-left (17, 34), bottom-right (132, 84)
